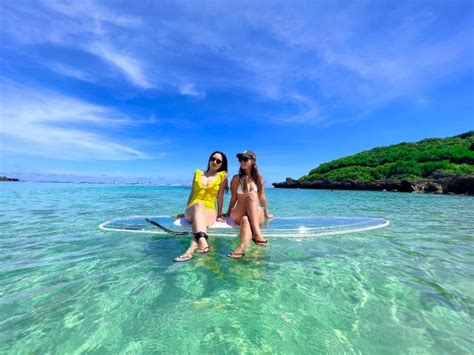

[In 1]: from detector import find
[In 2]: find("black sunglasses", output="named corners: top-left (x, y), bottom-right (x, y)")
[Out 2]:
top-left (238, 156), bottom-right (252, 163)
top-left (210, 157), bottom-right (223, 164)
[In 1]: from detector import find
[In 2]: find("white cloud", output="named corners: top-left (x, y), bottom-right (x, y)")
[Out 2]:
top-left (1, 1), bottom-right (152, 88)
top-left (274, 94), bottom-right (324, 124)
top-left (160, 1), bottom-right (473, 123)
top-left (1, 1), bottom-right (472, 125)
top-left (45, 62), bottom-right (94, 82)
top-left (0, 80), bottom-right (149, 160)
top-left (179, 83), bottom-right (206, 99)
top-left (42, 0), bottom-right (142, 26)
top-left (90, 43), bottom-right (153, 88)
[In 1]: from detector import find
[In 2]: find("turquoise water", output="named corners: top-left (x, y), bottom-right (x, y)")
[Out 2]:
top-left (1, 182), bottom-right (473, 354)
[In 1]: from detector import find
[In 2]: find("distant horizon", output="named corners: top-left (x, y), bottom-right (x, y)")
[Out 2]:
top-left (1, 1), bottom-right (473, 183)
top-left (0, 179), bottom-right (190, 186)
top-left (2, 129), bottom-right (472, 185)
top-left (0, 171), bottom-right (191, 185)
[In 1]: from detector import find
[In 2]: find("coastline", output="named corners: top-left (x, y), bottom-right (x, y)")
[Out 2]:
top-left (273, 174), bottom-right (474, 196)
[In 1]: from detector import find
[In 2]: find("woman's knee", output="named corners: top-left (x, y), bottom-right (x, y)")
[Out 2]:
top-left (204, 211), bottom-right (217, 226)
top-left (241, 215), bottom-right (250, 225)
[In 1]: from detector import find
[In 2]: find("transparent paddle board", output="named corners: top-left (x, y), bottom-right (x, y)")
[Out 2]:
top-left (99, 216), bottom-right (389, 238)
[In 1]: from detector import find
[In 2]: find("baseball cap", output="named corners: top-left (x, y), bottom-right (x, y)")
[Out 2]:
top-left (236, 150), bottom-right (256, 160)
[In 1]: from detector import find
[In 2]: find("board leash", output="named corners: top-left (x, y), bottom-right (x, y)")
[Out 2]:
top-left (145, 218), bottom-right (191, 236)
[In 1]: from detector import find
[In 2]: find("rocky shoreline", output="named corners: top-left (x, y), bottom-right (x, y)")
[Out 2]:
top-left (273, 174), bottom-right (474, 196)
top-left (0, 176), bottom-right (20, 182)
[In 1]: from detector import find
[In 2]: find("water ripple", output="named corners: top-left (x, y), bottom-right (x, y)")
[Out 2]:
top-left (0, 184), bottom-right (473, 353)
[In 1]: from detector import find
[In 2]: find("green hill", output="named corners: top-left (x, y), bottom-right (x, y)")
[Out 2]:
top-left (300, 131), bottom-right (474, 182)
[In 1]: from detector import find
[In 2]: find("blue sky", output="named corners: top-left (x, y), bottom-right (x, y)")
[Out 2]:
top-left (1, 0), bottom-right (473, 184)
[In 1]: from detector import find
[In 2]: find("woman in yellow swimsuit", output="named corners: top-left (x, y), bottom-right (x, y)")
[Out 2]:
top-left (174, 151), bottom-right (228, 262)
top-left (225, 150), bottom-right (273, 259)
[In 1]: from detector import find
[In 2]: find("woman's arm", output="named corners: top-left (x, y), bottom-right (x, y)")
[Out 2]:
top-left (216, 173), bottom-right (228, 219)
top-left (258, 176), bottom-right (273, 219)
top-left (225, 175), bottom-right (239, 216)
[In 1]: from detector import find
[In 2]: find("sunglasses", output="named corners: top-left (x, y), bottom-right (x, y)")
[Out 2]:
top-left (210, 157), bottom-right (223, 164)
top-left (238, 156), bottom-right (253, 163)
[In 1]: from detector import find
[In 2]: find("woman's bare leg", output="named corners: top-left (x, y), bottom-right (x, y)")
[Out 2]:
top-left (200, 209), bottom-right (217, 251)
top-left (230, 194), bottom-right (265, 239)
top-left (231, 216), bottom-right (252, 255)
top-left (244, 193), bottom-right (266, 241)
top-left (230, 199), bottom-right (247, 224)
top-left (177, 203), bottom-right (211, 259)
top-left (185, 203), bottom-right (207, 234)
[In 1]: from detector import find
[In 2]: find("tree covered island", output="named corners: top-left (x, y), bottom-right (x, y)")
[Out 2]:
top-left (273, 131), bottom-right (474, 195)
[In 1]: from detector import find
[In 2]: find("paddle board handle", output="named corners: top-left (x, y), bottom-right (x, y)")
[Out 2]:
top-left (145, 218), bottom-right (190, 236)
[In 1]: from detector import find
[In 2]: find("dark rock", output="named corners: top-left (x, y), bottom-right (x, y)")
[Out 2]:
top-left (272, 174), bottom-right (474, 196)
top-left (399, 179), bottom-right (415, 192)
top-left (0, 176), bottom-right (20, 182)
top-left (445, 175), bottom-right (474, 195)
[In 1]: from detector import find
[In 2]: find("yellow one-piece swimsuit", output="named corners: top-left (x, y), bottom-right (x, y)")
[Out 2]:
top-left (188, 169), bottom-right (226, 210)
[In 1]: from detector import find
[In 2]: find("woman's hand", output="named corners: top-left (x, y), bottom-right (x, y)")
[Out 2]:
top-left (265, 213), bottom-right (274, 219)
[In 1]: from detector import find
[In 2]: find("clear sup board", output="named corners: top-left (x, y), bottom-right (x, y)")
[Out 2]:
top-left (99, 216), bottom-right (389, 238)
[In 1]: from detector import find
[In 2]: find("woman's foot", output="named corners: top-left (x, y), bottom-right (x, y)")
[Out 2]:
top-left (196, 238), bottom-right (210, 253)
top-left (199, 246), bottom-right (210, 254)
top-left (252, 235), bottom-right (270, 246)
top-left (194, 232), bottom-right (210, 253)
top-left (174, 254), bottom-right (193, 262)
top-left (227, 251), bottom-right (245, 259)
top-left (174, 242), bottom-right (199, 262)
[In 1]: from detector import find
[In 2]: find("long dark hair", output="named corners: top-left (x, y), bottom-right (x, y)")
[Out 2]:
top-left (207, 151), bottom-right (229, 192)
top-left (239, 159), bottom-right (263, 193)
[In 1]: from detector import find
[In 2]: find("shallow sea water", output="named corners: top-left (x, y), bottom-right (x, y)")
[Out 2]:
top-left (0, 183), bottom-right (473, 354)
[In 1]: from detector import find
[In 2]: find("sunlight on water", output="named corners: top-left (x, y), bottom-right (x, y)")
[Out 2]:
top-left (0, 183), bottom-right (473, 353)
